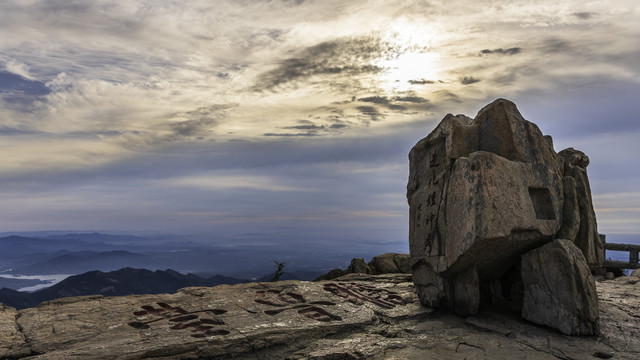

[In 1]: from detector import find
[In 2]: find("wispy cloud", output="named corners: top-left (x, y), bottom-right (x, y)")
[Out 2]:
top-left (252, 36), bottom-right (391, 91)
top-left (158, 173), bottom-right (310, 192)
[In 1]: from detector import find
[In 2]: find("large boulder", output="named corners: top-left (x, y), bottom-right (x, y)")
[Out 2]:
top-left (408, 99), bottom-right (603, 317)
top-left (369, 253), bottom-right (411, 274)
top-left (521, 239), bottom-right (599, 335)
top-left (314, 253), bottom-right (410, 281)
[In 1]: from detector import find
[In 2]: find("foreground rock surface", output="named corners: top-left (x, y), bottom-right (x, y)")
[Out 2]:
top-left (1, 274), bottom-right (639, 359)
top-left (521, 239), bottom-right (599, 335)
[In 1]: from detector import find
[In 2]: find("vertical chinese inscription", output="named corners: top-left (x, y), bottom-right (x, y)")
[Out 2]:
top-left (410, 136), bottom-right (446, 257)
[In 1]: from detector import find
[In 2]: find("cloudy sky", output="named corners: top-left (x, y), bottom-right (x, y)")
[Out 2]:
top-left (0, 0), bottom-right (638, 250)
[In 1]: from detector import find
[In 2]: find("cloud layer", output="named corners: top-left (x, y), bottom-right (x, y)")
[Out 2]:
top-left (0, 0), bottom-right (639, 245)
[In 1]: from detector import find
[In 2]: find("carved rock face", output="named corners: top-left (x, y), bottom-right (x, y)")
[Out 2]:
top-left (407, 99), bottom-right (603, 323)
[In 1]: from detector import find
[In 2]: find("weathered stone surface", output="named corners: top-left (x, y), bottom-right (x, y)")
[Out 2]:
top-left (0, 303), bottom-right (31, 358)
top-left (5, 275), bottom-right (423, 359)
top-left (521, 239), bottom-right (599, 335)
top-left (314, 253), bottom-right (410, 281)
top-left (559, 148), bottom-right (604, 268)
top-left (559, 176), bottom-right (580, 241)
top-left (2, 275), bottom-right (639, 359)
top-left (346, 257), bottom-right (372, 275)
top-left (407, 98), bottom-right (604, 316)
top-left (369, 253), bottom-right (410, 274)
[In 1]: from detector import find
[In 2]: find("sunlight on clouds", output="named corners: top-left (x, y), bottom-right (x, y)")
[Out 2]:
top-left (0, 135), bottom-right (128, 176)
top-left (377, 52), bottom-right (441, 92)
top-left (375, 19), bottom-right (444, 93)
top-left (158, 174), bottom-right (310, 192)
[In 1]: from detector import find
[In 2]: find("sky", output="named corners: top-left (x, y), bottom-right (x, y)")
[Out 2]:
top-left (0, 0), bottom-right (638, 250)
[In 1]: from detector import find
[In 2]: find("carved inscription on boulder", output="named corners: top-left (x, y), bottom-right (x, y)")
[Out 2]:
top-left (409, 136), bottom-right (447, 257)
top-left (254, 290), bottom-right (342, 322)
top-left (128, 302), bottom-right (229, 338)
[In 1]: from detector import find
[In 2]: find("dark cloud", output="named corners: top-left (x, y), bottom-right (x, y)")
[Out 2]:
top-left (168, 104), bottom-right (234, 139)
top-left (253, 36), bottom-right (399, 91)
top-left (388, 104), bottom-right (407, 111)
top-left (573, 12), bottom-right (593, 20)
top-left (460, 76), bottom-right (480, 85)
top-left (282, 124), bottom-right (325, 130)
top-left (356, 95), bottom-right (430, 113)
top-left (263, 132), bottom-right (319, 137)
top-left (358, 96), bottom-right (389, 104)
top-left (408, 79), bottom-right (435, 85)
top-left (170, 119), bottom-right (214, 138)
top-left (278, 120), bottom-right (350, 133)
top-left (356, 105), bottom-right (382, 121)
top-left (393, 96), bottom-right (428, 103)
top-left (480, 47), bottom-right (521, 56)
top-left (359, 95), bottom-right (428, 104)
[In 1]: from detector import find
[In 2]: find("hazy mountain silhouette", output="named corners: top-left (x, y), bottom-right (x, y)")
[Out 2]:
top-left (12, 250), bottom-right (150, 274)
top-left (0, 267), bottom-right (245, 309)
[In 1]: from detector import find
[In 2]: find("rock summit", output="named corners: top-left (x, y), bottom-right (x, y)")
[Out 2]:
top-left (407, 98), bottom-right (603, 335)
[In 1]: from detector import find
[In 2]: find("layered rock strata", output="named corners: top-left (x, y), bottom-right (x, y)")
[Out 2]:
top-left (407, 99), bottom-right (603, 333)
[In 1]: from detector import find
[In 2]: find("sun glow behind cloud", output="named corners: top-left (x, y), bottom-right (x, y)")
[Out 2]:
top-left (374, 21), bottom-right (444, 92)
top-left (377, 51), bottom-right (441, 92)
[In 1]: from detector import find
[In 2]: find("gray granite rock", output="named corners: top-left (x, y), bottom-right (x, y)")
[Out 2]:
top-left (521, 239), bottom-right (599, 335)
top-left (559, 148), bottom-right (604, 269)
top-left (314, 253), bottom-right (410, 281)
top-left (407, 98), bottom-right (604, 317)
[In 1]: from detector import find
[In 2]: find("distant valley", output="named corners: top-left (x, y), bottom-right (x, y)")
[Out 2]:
top-left (0, 267), bottom-right (249, 309)
top-left (0, 232), bottom-right (391, 308)
top-left (0, 232), bottom-right (375, 280)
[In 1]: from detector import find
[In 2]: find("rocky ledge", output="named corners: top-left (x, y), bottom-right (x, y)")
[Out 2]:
top-left (1, 273), bottom-right (639, 359)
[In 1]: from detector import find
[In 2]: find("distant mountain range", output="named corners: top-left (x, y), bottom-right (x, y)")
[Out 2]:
top-left (0, 233), bottom-right (353, 280)
top-left (0, 267), bottom-right (246, 309)
top-left (11, 250), bottom-right (150, 274)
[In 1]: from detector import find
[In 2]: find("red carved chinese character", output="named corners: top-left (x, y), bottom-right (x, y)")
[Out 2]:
top-left (425, 232), bottom-right (434, 254)
top-left (429, 152), bottom-right (439, 168)
top-left (425, 213), bottom-right (435, 227)
top-left (427, 191), bottom-right (437, 207)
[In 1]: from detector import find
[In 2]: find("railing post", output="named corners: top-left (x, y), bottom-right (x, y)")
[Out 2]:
top-left (631, 251), bottom-right (639, 266)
